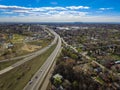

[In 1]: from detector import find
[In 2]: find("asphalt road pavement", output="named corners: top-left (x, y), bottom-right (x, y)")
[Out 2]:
top-left (23, 27), bottom-right (62, 90)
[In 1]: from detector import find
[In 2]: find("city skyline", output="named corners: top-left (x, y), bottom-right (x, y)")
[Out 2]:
top-left (0, 0), bottom-right (120, 22)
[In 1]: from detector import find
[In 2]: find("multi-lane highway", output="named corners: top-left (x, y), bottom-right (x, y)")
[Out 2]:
top-left (0, 26), bottom-right (62, 90)
top-left (0, 28), bottom-right (58, 75)
top-left (23, 27), bottom-right (62, 90)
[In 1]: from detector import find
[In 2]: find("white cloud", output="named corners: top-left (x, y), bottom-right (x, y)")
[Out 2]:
top-left (66, 6), bottom-right (90, 10)
top-left (0, 5), bottom-right (31, 10)
top-left (0, 5), bottom-right (89, 16)
top-left (0, 15), bottom-right (120, 23)
top-left (99, 8), bottom-right (113, 10)
top-left (3, 12), bottom-right (14, 14)
top-left (13, 10), bottom-right (31, 13)
top-left (61, 11), bottom-right (87, 16)
top-left (0, 4), bottom-right (119, 22)
top-left (0, 5), bottom-right (89, 12)
top-left (0, 5), bottom-right (68, 12)
top-left (39, 7), bottom-right (67, 11)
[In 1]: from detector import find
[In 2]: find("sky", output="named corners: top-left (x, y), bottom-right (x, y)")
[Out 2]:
top-left (0, 0), bottom-right (120, 22)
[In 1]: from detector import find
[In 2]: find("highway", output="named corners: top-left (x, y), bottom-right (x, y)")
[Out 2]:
top-left (0, 28), bottom-right (58, 75)
top-left (23, 27), bottom-right (62, 90)
top-left (22, 27), bottom-right (119, 90)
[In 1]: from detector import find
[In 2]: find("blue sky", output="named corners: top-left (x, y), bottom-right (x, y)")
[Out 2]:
top-left (0, 0), bottom-right (120, 22)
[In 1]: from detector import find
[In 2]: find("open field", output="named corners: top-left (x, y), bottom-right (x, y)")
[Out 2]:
top-left (21, 44), bottom-right (41, 52)
top-left (0, 59), bottom-right (22, 71)
top-left (27, 39), bottom-right (52, 47)
top-left (0, 43), bottom-right (57, 90)
top-left (0, 39), bottom-right (52, 60)
top-left (11, 34), bottom-right (25, 43)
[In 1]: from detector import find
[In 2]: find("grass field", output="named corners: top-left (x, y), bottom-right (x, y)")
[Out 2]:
top-left (0, 59), bottom-right (22, 71)
top-left (27, 39), bottom-right (52, 47)
top-left (0, 43), bottom-right (57, 90)
top-left (11, 34), bottom-right (25, 43)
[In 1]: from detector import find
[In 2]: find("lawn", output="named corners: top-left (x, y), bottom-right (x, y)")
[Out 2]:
top-left (0, 43), bottom-right (57, 90)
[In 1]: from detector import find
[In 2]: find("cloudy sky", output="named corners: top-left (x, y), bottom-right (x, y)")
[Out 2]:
top-left (0, 0), bottom-right (120, 22)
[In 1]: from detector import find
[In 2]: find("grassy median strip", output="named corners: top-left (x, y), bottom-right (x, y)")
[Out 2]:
top-left (0, 59), bottom-right (22, 71)
top-left (0, 43), bottom-right (57, 90)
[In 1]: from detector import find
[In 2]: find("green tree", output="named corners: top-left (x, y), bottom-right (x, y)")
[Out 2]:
top-left (72, 81), bottom-right (79, 90)
top-left (54, 77), bottom-right (62, 87)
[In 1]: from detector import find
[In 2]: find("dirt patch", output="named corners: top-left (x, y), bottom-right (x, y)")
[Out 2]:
top-left (21, 44), bottom-right (41, 52)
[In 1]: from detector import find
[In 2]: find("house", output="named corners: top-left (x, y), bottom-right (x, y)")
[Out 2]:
top-left (63, 56), bottom-right (69, 60)
top-left (6, 43), bottom-right (14, 49)
top-left (94, 67), bottom-right (102, 74)
top-left (115, 61), bottom-right (120, 64)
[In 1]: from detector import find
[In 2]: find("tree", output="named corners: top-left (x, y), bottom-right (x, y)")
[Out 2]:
top-left (72, 81), bottom-right (79, 90)
top-left (53, 77), bottom-right (62, 87)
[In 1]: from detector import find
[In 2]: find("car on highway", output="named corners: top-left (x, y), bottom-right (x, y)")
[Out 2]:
top-left (29, 80), bottom-right (33, 85)
top-left (35, 76), bottom-right (38, 79)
